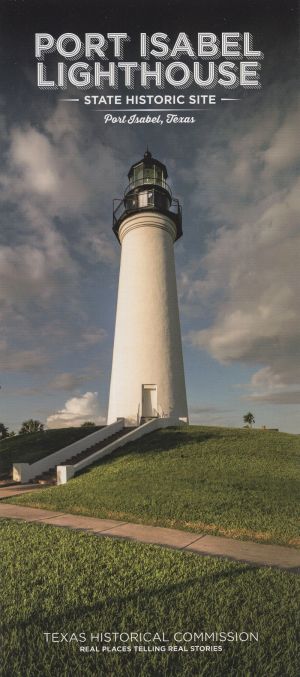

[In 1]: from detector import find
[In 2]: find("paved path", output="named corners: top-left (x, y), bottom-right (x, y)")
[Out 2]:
top-left (0, 484), bottom-right (48, 498)
top-left (0, 502), bottom-right (299, 572)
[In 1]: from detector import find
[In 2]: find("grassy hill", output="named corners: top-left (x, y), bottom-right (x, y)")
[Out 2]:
top-left (0, 426), bottom-right (100, 478)
top-left (9, 425), bottom-right (300, 546)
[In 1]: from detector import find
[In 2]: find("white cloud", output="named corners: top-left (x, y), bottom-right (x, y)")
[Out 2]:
top-left (10, 126), bottom-right (61, 197)
top-left (7, 122), bottom-right (90, 214)
top-left (46, 391), bottom-right (106, 428)
top-left (3, 105), bottom-right (125, 221)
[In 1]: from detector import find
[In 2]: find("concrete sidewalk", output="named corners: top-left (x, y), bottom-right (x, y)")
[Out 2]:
top-left (0, 502), bottom-right (299, 572)
top-left (0, 484), bottom-right (48, 498)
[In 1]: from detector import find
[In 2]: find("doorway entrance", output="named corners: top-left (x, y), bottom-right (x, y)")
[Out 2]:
top-left (142, 384), bottom-right (158, 419)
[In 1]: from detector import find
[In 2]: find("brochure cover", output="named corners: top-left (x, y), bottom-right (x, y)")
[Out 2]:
top-left (1, 1), bottom-right (299, 676)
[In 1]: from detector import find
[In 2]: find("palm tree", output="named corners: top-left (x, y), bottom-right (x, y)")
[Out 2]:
top-left (0, 423), bottom-right (9, 439)
top-left (19, 419), bottom-right (44, 434)
top-left (243, 412), bottom-right (255, 428)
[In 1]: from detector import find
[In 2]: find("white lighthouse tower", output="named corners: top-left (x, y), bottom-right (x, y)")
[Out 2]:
top-left (107, 150), bottom-right (188, 426)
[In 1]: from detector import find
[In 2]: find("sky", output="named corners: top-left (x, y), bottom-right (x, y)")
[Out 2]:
top-left (0, 0), bottom-right (299, 433)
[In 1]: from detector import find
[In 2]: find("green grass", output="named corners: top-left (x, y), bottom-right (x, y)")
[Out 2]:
top-left (1, 519), bottom-right (299, 677)
top-left (0, 426), bottom-right (100, 477)
top-left (9, 426), bottom-right (300, 546)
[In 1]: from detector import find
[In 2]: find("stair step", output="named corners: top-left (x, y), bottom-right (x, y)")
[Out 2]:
top-left (37, 477), bottom-right (56, 485)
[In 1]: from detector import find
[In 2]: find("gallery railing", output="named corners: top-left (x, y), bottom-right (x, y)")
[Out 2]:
top-left (113, 188), bottom-right (182, 231)
top-left (124, 177), bottom-right (171, 194)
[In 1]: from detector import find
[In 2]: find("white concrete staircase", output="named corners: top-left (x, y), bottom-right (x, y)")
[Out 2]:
top-left (13, 417), bottom-right (177, 485)
top-left (35, 427), bottom-right (134, 485)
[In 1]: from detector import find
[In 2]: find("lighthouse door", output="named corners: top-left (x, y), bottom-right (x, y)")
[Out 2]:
top-left (142, 385), bottom-right (158, 418)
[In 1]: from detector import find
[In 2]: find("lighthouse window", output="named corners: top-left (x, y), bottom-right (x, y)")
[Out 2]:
top-left (133, 165), bottom-right (143, 185)
top-left (155, 166), bottom-right (163, 185)
top-left (144, 167), bottom-right (155, 183)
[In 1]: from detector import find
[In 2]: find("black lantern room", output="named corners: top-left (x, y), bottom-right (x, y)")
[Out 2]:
top-left (113, 150), bottom-right (182, 242)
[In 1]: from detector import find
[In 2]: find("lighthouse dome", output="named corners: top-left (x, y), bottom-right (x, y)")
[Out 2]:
top-left (127, 149), bottom-right (169, 194)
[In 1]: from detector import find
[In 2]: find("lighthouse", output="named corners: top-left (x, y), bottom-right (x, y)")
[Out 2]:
top-left (107, 150), bottom-right (188, 426)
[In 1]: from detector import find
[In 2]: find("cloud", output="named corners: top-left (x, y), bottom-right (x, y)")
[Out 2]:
top-left (245, 366), bottom-right (300, 405)
top-left (5, 368), bottom-right (96, 395)
top-left (189, 406), bottom-right (231, 414)
top-left (0, 240), bottom-right (76, 307)
top-left (80, 232), bottom-right (118, 266)
top-left (247, 391), bottom-right (300, 405)
top-left (3, 105), bottom-right (125, 224)
top-left (0, 342), bottom-right (48, 372)
top-left (188, 405), bottom-right (235, 427)
top-left (10, 126), bottom-right (62, 198)
top-left (79, 329), bottom-right (107, 347)
top-left (182, 88), bottom-right (300, 402)
top-left (0, 102), bottom-right (125, 379)
top-left (263, 108), bottom-right (300, 171)
top-left (48, 372), bottom-right (90, 392)
top-left (46, 391), bottom-right (106, 428)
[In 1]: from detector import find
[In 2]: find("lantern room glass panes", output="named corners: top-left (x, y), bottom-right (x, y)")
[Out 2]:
top-left (131, 163), bottom-right (166, 189)
top-left (144, 167), bottom-right (154, 183)
top-left (155, 166), bottom-right (163, 186)
top-left (133, 164), bottom-right (143, 185)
